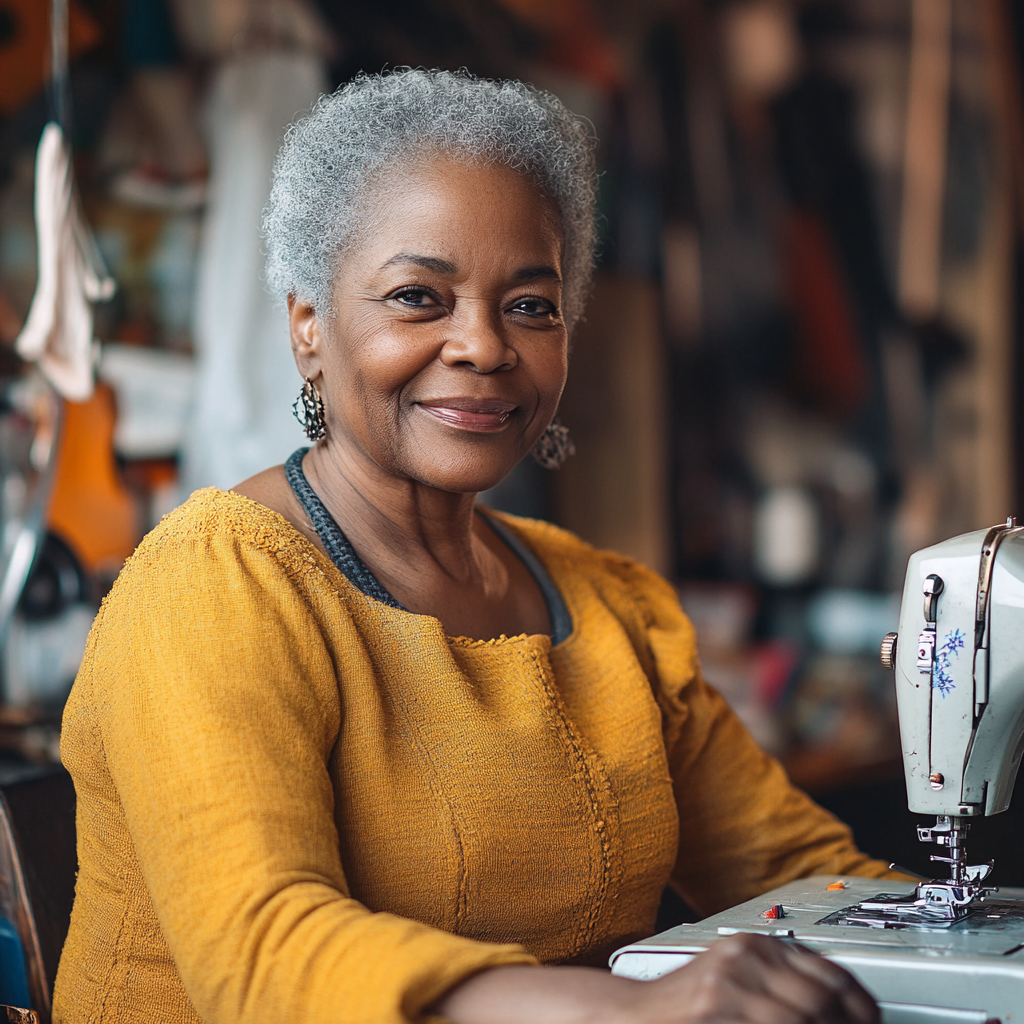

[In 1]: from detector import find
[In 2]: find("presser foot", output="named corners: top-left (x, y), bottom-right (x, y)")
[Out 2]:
top-left (818, 879), bottom-right (1014, 931)
top-left (831, 880), bottom-right (993, 929)
top-left (915, 814), bottom-right (994, 887)
top-left (815, 819), bottom-right (999, 933)
top-left (819, 816), bottom-right (997, 929)
top-left (818, 875), bottom-right (999, 930)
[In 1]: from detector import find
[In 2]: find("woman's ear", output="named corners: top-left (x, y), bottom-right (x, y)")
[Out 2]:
top-left (288, 294), bottom-right (325, 378)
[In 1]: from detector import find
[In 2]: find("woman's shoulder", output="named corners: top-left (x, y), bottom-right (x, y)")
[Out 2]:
top-left (484, 509), bottom-right (605, 562)
top-left (132, 486), bottom-right (305, 558)
top-left (490, 512), bottom-right (699, 696)
top-left (110, 487), bottom-right (328, 599)
top-left (485, 510), bottom-right (682, 616)
top-left (151, 486), bottom-right (301, 546)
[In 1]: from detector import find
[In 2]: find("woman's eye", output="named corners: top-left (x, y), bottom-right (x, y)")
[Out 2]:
top-left (391, 287), bottom-right (439, 307)
top-left (510, 297), bottom-right (557, 317)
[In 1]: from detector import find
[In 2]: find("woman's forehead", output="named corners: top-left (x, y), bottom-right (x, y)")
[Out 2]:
top-left (348, 155), bottom-right (564, 260)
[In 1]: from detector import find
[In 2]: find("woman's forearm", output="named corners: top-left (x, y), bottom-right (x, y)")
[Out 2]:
top-left (431, 964), bottom-right (634, 1024)
top-left (431, 934), bottom-right (880, 1024)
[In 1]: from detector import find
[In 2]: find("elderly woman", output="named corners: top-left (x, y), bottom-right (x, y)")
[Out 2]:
top-left (54, 71), bottom-right (893, 1024)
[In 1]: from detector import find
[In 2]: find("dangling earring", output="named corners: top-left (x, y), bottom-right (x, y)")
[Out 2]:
top-left (531, 417), bottom-right (575, 470)
top-left (293, 377), bottom-right (326, 441)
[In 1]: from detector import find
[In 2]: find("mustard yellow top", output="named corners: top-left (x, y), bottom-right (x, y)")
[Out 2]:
top-left (54, 489), bottom-right (892, 1024)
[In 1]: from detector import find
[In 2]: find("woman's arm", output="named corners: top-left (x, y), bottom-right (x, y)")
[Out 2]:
top-left (432, 933), bottom-right (878, 1024)
top-left (71, 524), bottom-right (535, 1024)
top-left (606, 557), bottom-right (900, 916)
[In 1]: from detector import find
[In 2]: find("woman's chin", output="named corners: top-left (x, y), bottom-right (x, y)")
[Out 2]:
top-left (428, 469), bottom-right (521, 496)
top-left (402, 449), bottom-right (527, 496)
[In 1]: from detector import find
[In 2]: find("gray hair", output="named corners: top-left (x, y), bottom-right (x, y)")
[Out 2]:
top-left (262, 68), bottom-right (599, 328)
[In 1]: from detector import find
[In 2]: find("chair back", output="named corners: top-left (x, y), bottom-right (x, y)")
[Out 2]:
top-left (0, 766), bottom-right (76, 1024)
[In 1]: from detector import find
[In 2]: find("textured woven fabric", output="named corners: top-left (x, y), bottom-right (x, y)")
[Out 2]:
top-left (54, 490), bottom-right (894, 1023)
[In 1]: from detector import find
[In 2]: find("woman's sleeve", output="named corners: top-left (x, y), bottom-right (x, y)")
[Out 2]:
top-left (78, 531), bottom-right (536, 1024)
top-left (615, 559), bottom-right (898, 918)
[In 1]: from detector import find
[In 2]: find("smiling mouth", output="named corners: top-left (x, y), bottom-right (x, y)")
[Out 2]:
top-left (417, 398), bottom-right (517, 433)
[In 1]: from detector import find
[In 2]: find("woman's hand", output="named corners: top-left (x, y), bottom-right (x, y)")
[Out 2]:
top-left (613, 932), bottom-right (879, 1024)
top-left (432, 933), bottom-right (879, 1024)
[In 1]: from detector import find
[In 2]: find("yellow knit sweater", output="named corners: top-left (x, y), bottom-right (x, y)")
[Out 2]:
top-left (54, 489), bottom-right (892, 1024)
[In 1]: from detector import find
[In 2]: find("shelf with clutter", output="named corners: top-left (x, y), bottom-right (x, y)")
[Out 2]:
top-left (0, 0), bottom-right (334, 745)
top-left (0, 0), bottom-right (204, 747)
top-left (0, 0), bottom-right (1022, 820)
top-left (541, 0), bottom-right (1024, 832)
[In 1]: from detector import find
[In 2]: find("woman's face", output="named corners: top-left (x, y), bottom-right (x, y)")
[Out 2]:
top-left (290, 155), bottom-right (569, 495)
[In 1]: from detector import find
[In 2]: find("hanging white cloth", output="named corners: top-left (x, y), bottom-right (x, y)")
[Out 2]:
top-left (15, 123), bottom-right (115, 402)
top-left (181, 50), bottom-right (326, 493)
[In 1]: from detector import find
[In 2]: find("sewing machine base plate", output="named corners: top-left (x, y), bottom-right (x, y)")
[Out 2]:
top-left (818, 894), bottom-right (1024, 932)
top-left (610, 876), bottom-right (1024, 1023)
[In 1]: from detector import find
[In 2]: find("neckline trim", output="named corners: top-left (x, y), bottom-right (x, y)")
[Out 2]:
top-left (477, 510), bottom-right (572, 646)
top-left (283, 448), bottom-right (573, 644)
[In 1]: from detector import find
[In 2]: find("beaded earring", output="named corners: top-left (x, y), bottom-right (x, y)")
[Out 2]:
top-left (531, 417), bottom-right (575, 469)
top-left (292, 377), bottom-right (326, 441)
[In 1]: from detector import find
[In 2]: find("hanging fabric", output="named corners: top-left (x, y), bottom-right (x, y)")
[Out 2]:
top-left (14, 0), bottom-right (114, 402)
top-left (0, 0), bottom-right (115, 648)
top-left (14, 123), bottom-right (114, 402)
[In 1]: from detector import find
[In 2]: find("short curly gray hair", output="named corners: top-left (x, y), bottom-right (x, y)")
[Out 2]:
top-left (262, 68), bottom-right (599, 328)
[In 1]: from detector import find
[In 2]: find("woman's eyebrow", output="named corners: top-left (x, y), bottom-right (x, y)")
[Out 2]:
top-left (515, 265), bottom-right (560, 282)
top-left (378, 254), bottom-right (559, 284)
top-left (379, 252), bottom-right (457, 274)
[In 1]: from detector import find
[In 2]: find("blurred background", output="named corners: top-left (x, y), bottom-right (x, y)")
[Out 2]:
top-left (2, 0), bottom-right (1024, 885)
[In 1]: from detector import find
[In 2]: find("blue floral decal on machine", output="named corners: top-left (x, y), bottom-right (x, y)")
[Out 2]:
top-left (933, 628), bottom-right (966, 697)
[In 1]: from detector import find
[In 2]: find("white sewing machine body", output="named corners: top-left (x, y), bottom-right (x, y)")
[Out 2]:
top-left (612, 522), bottom-right (1024, 1023)
top-left (610, 875), bottom-right (1024, 1023)
top-left (895, 524), bottom-right (1024, 819)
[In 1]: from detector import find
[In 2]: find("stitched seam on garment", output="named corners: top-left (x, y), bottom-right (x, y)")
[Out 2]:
top-left (383, 683), bottom-right (470, 930)
top-left (525, 646), bottom-right (613, 958)
top-left (290, 540), bottom-right (473, 925)
top-left (83, 632), bottom-right (132, 1024)
top-left (602, 560), bottom-right (682, 739)
top-left (606, 558), bottom-right (658, 641)
top-left (627, 575), bottom-right (697, 757)
top-left (90, 528), bottom-right (336, 1023)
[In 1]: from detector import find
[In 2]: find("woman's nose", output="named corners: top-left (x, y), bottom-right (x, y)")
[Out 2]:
top-left (439, 302), bottom-right (517, 373)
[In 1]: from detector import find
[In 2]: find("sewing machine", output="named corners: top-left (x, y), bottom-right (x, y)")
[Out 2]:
top-left (611, 519), bottom-right (1024, 1023)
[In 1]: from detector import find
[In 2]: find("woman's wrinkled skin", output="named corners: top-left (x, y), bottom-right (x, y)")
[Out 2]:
top-left (235, 155), bottom-right (879, 1024)
top-left (438, 932), bottom-right (878, 1024)
top-left (237, 156), bottom-right (564, 641)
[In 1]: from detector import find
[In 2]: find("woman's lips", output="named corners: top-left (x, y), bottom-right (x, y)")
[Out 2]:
top-left (417, 398), bottom-right (517, 433)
